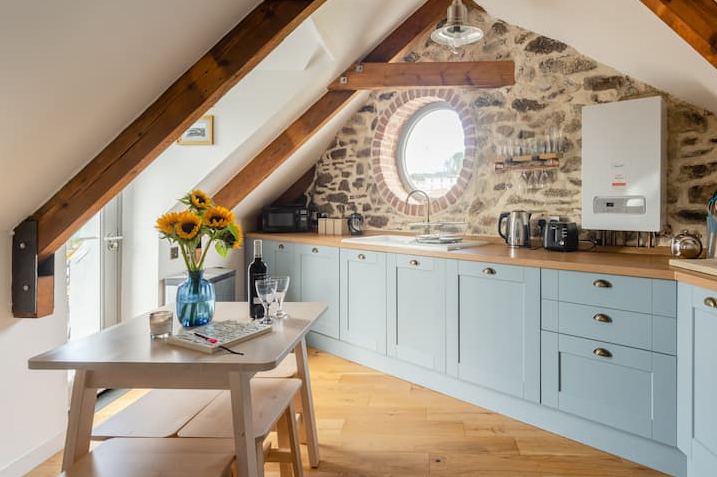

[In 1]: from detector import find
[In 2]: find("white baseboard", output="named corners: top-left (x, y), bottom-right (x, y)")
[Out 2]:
top-left (0, 430), bottom-right (65, 477)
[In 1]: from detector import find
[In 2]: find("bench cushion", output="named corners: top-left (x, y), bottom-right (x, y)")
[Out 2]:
top-left (179, 378), bottom-right (301, 439)
top-left (60, 438), bottom-right (235, 477)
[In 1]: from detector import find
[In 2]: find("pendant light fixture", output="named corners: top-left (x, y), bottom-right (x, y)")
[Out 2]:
top-left (431, 0), bottom-right (483, 52)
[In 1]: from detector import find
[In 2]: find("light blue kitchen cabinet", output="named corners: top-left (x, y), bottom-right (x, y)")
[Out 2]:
top-left (677, 283), bottom-right (717, 476)
top-left (447, 261), bottom-right (540, 402)
top-left (541, 330), bottom-right (676, 446)
top-left (387, 253), bottom-right (446, 373)
top-left (295, 244), bottom-right (340, 339)
top-left (340, 248), bottom-right (387, 354)
top-left (264, 240), bottom-right (298, 302)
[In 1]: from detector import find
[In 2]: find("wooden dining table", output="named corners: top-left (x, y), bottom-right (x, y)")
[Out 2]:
top-left (28, 301), bottom-right (327, 477)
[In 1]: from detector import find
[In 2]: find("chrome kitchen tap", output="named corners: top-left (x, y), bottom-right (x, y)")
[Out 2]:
top-left (405, 189), bottom-right (431, 224)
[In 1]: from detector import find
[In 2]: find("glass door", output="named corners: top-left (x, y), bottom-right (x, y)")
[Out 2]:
top-left (66, 196), bottom-right (122, 341)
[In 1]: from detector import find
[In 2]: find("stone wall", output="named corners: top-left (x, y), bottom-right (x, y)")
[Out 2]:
top-left (304, 8), bottom-right (717, 243)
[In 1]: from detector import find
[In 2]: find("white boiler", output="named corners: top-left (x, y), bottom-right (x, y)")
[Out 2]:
top-left (581, 96), bottom-right (666, 232)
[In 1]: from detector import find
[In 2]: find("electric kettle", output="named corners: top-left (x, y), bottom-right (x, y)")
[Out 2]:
top-left (498, 211), bottom-right (532, 248)
top-left (347, 212), bottom-right (364, 236)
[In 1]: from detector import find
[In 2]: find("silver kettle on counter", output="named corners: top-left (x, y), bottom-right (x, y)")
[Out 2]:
top-left (671, 230), bottom-right (703, 259)
top-left (498, 210), bottom-right (532, 248)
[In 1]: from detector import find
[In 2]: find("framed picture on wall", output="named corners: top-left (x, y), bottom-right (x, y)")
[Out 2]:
top-left (177, 115), bottom-right (214, 145)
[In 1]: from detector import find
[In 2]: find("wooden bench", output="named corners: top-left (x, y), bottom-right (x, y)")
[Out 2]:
top-left (92, 389), bottom-right (222, 439)
top-left (91, 354), bottom-right (298, 441)
top-left (179, 378), bottom-right (303, 477)
top-left (59, 438), bottom-right (236, 477)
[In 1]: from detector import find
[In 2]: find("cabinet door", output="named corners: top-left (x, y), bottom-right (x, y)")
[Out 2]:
top-left (541, 331), bottom-right (676, 446)
top-left (296, 244), bottom-right (340, 339)
top-left (340, 249), bottom-right (387, 354)
top-left (690, 287), bottom-right (717, 472)
top-left (455, 262), bottom-right (540, 401)
top-left (264, 241), bottom-right (298, 302)
top-left (387, 254), bottom-right (446, 372)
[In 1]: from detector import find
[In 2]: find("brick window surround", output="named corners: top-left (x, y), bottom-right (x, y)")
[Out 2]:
top-left (371, 89), bottom-right (477, 216)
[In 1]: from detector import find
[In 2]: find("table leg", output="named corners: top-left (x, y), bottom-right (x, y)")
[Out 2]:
top-left (61, 370), bottom-right (97, 471)
top-left (294, 338), bottom-right (320, 468)
top-left (229, 371), bottom-right (259, 477)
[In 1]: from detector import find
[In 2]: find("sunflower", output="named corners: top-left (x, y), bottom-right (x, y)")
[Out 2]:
top-left (203, 206), bottom-right (234, 228)
top-left (221, 227), bottom-right (243, 249)
top-left (156, 212), bottom-right (182, 235)
top-left (175, 211), bottom-right (202, 240)
top-left (190, 190), bottom-right (212, 209)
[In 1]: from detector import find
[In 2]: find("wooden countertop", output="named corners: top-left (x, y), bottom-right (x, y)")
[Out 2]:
top-left (246, 231), bottom-right (717, 292)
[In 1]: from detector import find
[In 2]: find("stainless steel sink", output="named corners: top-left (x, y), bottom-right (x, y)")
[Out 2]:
top-left (341, 235), bottom-right (487, 252)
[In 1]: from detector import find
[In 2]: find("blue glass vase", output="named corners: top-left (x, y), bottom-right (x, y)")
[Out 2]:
top-left (176, 270), bottom-right (215, 327)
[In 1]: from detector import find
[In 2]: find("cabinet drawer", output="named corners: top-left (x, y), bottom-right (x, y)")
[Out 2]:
top-left (298, 244), bottom-right (339, 258)
top-left (557, 302), bottom-right (652, 351)
top-left (692, 286), bottom-right (717, 314)
top-left (542, 332), bottom-right (677, 445)
top-left (343, 248), bottom-right (380, 265)
top-left (558, 271), bottom-right (652, 313)
top-left (458, 261), bottom-right (524, 282)
top-left (395, 254), bottom-right (436, 271)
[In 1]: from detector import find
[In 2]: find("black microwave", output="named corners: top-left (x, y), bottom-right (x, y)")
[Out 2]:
top-left (261, 206), bottom-right (310, 233)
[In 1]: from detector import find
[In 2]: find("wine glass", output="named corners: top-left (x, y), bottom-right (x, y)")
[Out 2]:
top-left (538, 168), bottom-right (550, 189)
top-left (255, 278), bottom-right (277, 325)
top-left (271, 276), bottom-right (290, 319)
top-left (528, 170), bottom-right (539, 190)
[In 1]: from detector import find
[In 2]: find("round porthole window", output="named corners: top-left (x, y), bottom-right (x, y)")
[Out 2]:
top-left (371, 90), bottom-right (476, 216)
top-left (397, 103), bottom-right (465, 199)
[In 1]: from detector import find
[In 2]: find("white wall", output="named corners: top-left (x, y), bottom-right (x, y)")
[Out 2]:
top-left (0, 237), bottom-right (68, 476)
top-left (124, 20), bottom-right (336, 319)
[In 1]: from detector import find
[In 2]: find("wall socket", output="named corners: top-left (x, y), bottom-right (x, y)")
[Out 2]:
top-left (170, 246), bottom-right (179, 260)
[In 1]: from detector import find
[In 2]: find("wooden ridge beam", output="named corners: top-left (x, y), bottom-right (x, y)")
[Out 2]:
top-left (14, 0), bottom-right (327, 318)
top-left (639, 0), bottom-right (717, 69)
top-left (213, 0), bottom-right (453, 210)
top-left (328, 61), bottom-right (515, 90)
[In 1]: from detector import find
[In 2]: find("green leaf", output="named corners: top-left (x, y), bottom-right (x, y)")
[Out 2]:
top-left (228, 223), bottom-right (240, 240)
top-left (215, 241), bottom-right (228, 258)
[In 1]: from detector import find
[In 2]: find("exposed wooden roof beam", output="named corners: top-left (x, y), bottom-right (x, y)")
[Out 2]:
top-left (213, 0), bottom-right (454, 210)
top-left (639, 0), bottom-right (717, 69)
top-left (13, 0), bottom-right (326, 318)
top-left (31, 0), bottom-right (327, 261)
top-left (328, 61), bottom-right (516, 90)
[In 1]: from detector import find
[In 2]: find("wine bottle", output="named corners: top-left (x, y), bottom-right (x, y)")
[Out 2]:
top-left (248, 239), bottom-right (268, 319)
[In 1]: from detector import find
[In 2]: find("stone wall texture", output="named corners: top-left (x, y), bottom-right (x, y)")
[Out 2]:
top-left (304, 8), bottom-right (717, 243)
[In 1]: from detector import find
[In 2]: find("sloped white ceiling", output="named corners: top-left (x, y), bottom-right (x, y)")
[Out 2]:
top-left (5, 0), bottom-right (717, 235)
top-left (474, 0), bottom-right (717, 114)
top-left (0, 0), bottom-right (261, 229)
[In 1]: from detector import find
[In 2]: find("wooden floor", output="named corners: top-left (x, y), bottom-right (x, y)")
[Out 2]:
top-left (26, 349), bottom-right (669, 477)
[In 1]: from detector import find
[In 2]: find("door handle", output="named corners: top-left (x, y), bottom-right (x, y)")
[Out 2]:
top-left (104, 235), bottom-right (123, 251)
top-left (482, 267), bottom-right (496, 275)
top-left (705, 297), bottom-right (717, 308)
top-left (593, 313), bottom-right (612, 323)
top-left (311, 248), bottom-right (319, 254)
top-left (593, 279), bottom-right (612, 288)
top-left (409, 259), bottom-right (419, 266)
top-left (593, 348), bottom-right (613, 358)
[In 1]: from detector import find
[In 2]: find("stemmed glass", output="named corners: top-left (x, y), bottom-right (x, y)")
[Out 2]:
top-left (255, 278), bottom-right (277, 325)
top-left (271, 276), bottom-right (290, 319)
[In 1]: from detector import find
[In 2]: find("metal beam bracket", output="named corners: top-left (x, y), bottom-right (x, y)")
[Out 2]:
top-left (12, 219), bottom-right (54, 318)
